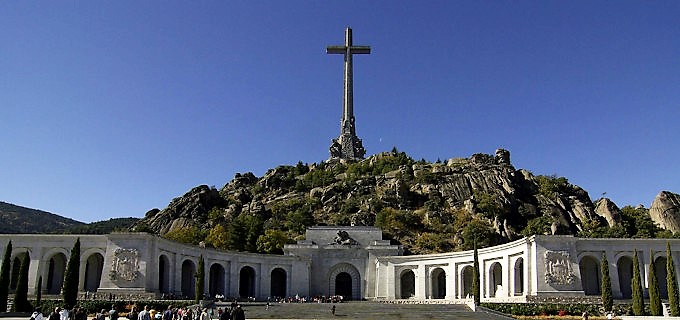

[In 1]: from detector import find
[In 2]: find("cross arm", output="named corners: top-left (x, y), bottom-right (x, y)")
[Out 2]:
top-left (349, 46), bottom-right (371, 54)
top-left (326, 46), bottom-right (346, 54)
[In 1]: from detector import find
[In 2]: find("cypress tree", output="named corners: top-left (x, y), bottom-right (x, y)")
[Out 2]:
top-left (0, 240), bottom-right (12, 312)
top-left (472, 239), bottom-right (480, 306)
top-left (195, 255), bottom-right (205, 303)
top-left (601, 252), bottom-right (613, 312)
top-left (35, 276), bottom-right (43, 308)
top-left (667, 242), bottom-right (680, 316)
top-left (631, 249), bottom-right (645, 315)
top-left (62, 238), bottom-right (81, 309)
top-left (649, 250), bottom-right (662, 316)
top-left (11, 253), bottom-right (30, 312)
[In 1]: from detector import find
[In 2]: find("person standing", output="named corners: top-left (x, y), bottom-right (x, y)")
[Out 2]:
top-left (48, 308), bottom-right (60, 320)
top-left (138, 306), bottom-right (151, 320)
top-left (230, 305), bottom-right (244, 320)
top-left (59, 307), bottom-right (69, 320)
top-left (109, 305), bottom-right (119, 320)
top-left (199, 309), bottom-right (209, 320)
top-left (162, 306), bottom-right (173, 320)
top-left (127, 307), bottom-right (138, 320)
top-left (31, 308), bottom-right (44, 320)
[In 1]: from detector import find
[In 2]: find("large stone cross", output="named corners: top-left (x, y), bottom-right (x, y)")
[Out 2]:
top-left (327, 27), bottom-right (370, 160)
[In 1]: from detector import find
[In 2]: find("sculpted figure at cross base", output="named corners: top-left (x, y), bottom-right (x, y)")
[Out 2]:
top-left (330, 230), bottom-right (358, 245)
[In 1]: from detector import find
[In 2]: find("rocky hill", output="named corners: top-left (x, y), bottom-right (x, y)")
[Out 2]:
top-left (134, 149), bottom-right (680, 255)
top-left (0, 201), bottom-right (85, 233)
top-left (0, 201), bottom-right (139, 234)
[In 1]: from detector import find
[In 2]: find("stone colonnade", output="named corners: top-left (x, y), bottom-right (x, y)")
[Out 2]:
top-left (3, 232), bottom-right (680, 302)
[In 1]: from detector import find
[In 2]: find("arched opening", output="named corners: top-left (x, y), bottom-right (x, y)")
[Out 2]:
top-left (654, 256), bottom-right (669, 299)
top-left (83, 253), bottom-right (104, 292)
top-left (239, 266), bottom-right (256, 298)
top-left (158, 255), bottom-right (170, 294)
top-left (335, 272), bottom-right (352, 298)
top-left (461, 266), bottom-right (474, 299)
top-left (514, 258), bottom-right (524, 295)
top-left (209, 263), bottom-right (225, 297)
top-left (46, 253), bottom-right (67, 294)
top-left (579, 255), bottom-right (600, 295)
top-left (181, 260), bottom-right (196, 299)
top-left (489, 262), bottom-right (502, 297)
top-left (10, 252), bottom-right (29, 291)
top-left (329, 263), bottom-right (361, 300)
top-left (270, 268), bottom-right (287, 298)
top-left (617, 256), bottom-right (633, 299)
top-left (431, 268), bottom-right (446, 299)
top-left (400, 270), bottom-right (415, 299)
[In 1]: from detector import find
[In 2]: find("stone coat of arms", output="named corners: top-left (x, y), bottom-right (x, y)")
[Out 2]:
top-left (544, 250), bottom-right (575, 285)
top-left (109, 248), bottom-right (140, 282)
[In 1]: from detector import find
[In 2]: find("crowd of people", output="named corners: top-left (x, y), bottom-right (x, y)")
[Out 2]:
top-left (30, 303), bottom-right (248, 320)
top-left (268, 295), bottom-right (344, 304)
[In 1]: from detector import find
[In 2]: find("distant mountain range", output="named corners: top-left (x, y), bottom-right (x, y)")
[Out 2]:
top-left (0, 201), bottom-right (139, 234)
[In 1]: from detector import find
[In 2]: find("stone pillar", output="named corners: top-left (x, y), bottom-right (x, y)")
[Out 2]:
top-left (415, 264), bottom-right (426, 299)
top-left (445, 264), bottom-right (456, 300)
top-left (502, 255), bottom-right (510, 298)
top-left (173, 254), bottom-right (183, 296)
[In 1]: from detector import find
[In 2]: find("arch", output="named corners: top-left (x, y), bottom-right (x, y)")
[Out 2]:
top-left (488, 262), bottom-right (502, 297)
top-left (461, 265), bottom-right (474, 299)
top-left (400, 269), bottom-right (415, 299)
top-left (328, 263), bottom-right (361, 300)
top-left (270, 268), bottom-right (287, 298)
top-left (514, 258), bottom-right (524, 295)
top-left (209, 263), bottom-right (226, 297)
top-left (239, 266), bottom-right (256, 298)
top-left (430, 268), bottom-right (446, 299)
top-left (617, 256), bottom-right (633, 299)
top-left (83, 252), bottom-right (104, 292)
top-left (10, 252), bottom-right (29, 291)
top-left (181, 259), bottom-right (196, 299)
top-left (158, 255), bottom-right (170, 294)
top-left (579, 255), bottom-right (600, 295)
top-left (654, 256), bottom-right (669, 299)
top-left (46, 252), bottom-right (67, 294)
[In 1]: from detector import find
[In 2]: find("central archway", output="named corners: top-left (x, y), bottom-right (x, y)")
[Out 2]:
top-left (579, 255), bottom-right (601, 296)
top-left (400, 269), bottom-right (415, 299)
top-left (46, 252), bottom-right (67, 294)
top-left (431, 268), bottom-right (446, 299)
top-left (328, 263), bottom-right (361, 300)
top-left (83, 253), bottom-right (104, 292)
top-left (181, 259), bottom-right (196, 299)
top-left (270, 268), bottom-right (287, 298)
top-left (209, 263), bottom-right (226, 297)
top-left (239, 266), bottom-right (256, 298)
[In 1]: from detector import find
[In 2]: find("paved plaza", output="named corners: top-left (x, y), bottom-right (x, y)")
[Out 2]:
top-left (215, 301), bottom-right (511, 320)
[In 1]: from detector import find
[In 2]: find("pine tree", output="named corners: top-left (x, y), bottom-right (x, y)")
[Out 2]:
top-left (601, 252), bottom-right (613, 312)
top-left (649, 250), bottom-right (662, 316)
top-left (12, 253), bottom-right (30, 312)
top-left (195, 255), bottom-right (205, 303)
top-left (62, 238), bottom-right (81, 309)
top-left (631, 249), bottom-right (645, 315)
top-left (472, 239), bottom-right (480, 306)
top-left (667, 242), bottom-right (680, 316)
top-left (0, 240), bottom-right (12, 312)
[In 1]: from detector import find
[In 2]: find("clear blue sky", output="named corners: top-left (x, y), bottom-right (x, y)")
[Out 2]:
top-left (2, 1), bottom-right (679, 223)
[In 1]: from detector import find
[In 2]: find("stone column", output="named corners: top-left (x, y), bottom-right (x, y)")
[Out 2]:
top-left (445, 264), bottom-right (456, 300)
top-left (415, 264), bottom-right (426, 299)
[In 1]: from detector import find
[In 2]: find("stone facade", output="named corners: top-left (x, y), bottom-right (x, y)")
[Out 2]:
top-left (2, 229), bottom-right (679, 303)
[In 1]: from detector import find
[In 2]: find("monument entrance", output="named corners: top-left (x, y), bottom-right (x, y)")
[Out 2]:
top-left (334, 272), bottom-right (352, 298)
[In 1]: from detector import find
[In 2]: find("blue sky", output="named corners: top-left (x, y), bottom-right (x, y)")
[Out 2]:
top-left (1, 1), bottom-right (679, 223)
